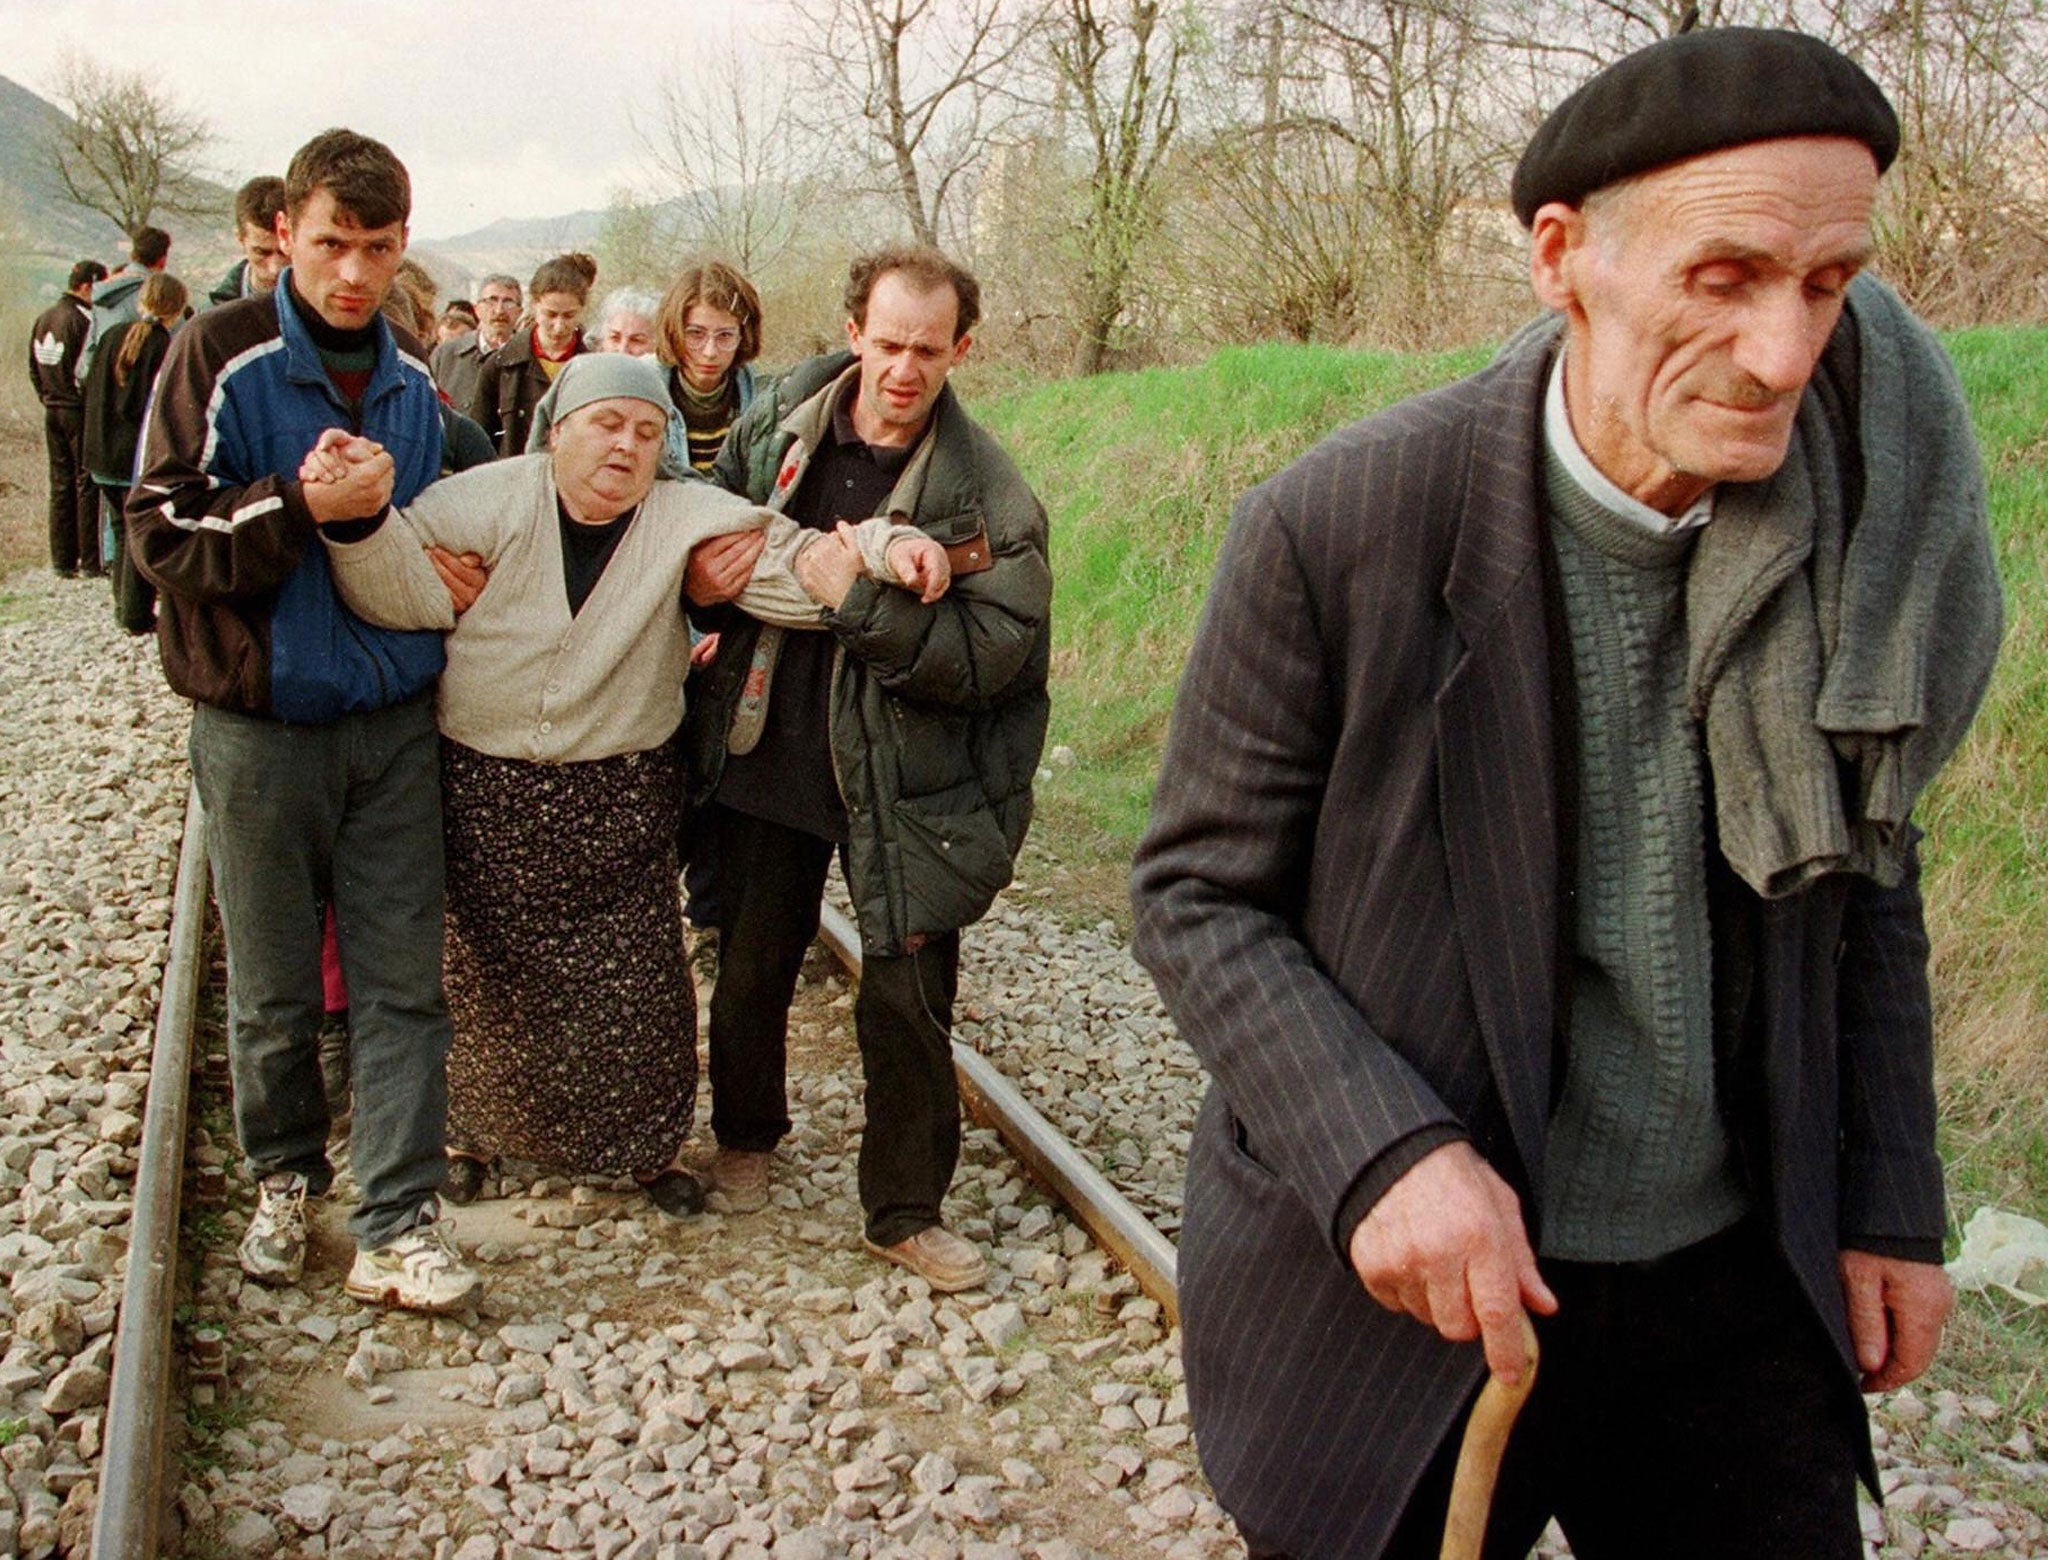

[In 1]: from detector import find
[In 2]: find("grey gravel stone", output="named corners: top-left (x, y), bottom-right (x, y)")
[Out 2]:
top-left (7, 575), bottom-right (2014, 1560)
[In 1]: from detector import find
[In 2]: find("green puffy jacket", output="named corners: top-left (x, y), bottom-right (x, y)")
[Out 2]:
top-left (684, 352), bottom-right (1052, 956)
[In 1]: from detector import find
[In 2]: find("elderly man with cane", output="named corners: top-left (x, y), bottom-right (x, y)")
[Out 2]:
top-left (1133, 28), bottom-right (2002, 1560)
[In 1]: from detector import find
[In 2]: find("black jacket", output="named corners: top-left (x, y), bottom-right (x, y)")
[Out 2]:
top-left (82, 319), bottom-right (173, 485)
top-left (28, 297), bottom-right (91, 410)
top-left (467, 329), bottom-right (578, 457)
top-left (1131, 319), bottom-right (1956, 1558)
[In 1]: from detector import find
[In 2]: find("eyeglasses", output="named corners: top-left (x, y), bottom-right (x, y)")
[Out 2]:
top-left (477, 295), bottom-right (519, 311)
top-left (683, 327), bottom-right (741, 350)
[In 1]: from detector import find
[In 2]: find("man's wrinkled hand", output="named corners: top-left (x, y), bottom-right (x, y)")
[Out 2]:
top-left (684, 528), bottom-right (766, 606)
top-left (427, 547), bottom-right (489, 615)
top-left (1348, 1141), bottom-right (1557, 1384)
top-left (1840, 1250), bottom-right (1952, 1391)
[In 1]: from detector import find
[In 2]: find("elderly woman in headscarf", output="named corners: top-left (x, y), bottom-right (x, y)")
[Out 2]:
top-left (302, 354), bottom-right (949, 1215)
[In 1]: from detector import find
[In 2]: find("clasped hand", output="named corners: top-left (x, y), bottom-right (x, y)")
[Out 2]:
top-left (298, 429), bottom-right (394, 525)
top-left (299, 430), bottom-right (487, 612)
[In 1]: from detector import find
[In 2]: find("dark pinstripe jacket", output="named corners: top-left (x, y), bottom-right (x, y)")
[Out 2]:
top-left (1130, 326), bottom-right (1945, 1558)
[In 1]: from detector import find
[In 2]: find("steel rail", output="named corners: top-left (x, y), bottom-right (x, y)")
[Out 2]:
top-left (94, 786), bottom-right (209, 1560)
top-left (813, 902), bottom-right (1180, 1324)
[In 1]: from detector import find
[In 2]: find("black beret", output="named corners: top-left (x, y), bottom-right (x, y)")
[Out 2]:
top-left (1512, 27), bottom-right (1898, 226)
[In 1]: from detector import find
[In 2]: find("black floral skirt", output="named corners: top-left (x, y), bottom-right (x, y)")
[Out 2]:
top-left (440, 737), bottom-right (695, 1176)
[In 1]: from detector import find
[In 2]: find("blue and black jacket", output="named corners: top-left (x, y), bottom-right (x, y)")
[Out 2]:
top-left (129, 268), bottom-right (446, 722)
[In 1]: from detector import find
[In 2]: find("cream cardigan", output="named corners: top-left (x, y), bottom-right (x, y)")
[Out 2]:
top-left (324, 455), bottom-right (914, 762)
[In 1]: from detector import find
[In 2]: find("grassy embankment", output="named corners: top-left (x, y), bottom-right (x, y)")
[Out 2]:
top-left (984, 330), bottom-right (2047, 1447)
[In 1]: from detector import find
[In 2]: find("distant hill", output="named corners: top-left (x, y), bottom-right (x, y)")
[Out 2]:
top-left (419, 209), bottom-right (609, 250)
top-left (413, 206), bottom-right (643, 302)
top-left (0, 73), bottom-right (236, 299)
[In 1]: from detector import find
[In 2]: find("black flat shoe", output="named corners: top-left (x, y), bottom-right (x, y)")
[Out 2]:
top-left (637, 1168), bottom-right (707, 1219)
top-left (443, 1154), bottom-right (488, 1205)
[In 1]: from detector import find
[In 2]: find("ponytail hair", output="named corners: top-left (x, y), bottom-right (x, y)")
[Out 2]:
top-left (117, 272), bottom-right (190, 387)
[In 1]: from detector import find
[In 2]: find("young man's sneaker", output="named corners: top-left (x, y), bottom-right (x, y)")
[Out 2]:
top-left (239, 1171), bottom-right (310, 1286)
top-left (344, 1205), bottom-right (481, 1313)
top-left (864, 1225), bottom-right (988, 1292)
top-left (709, 1148), bottom-right (772, 1213)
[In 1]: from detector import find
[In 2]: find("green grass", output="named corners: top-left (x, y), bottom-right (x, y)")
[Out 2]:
top-left (980, 342), bottom-right (1488, 909)
top-left (984, 330), bottom-right (2048, 1137)
top-left (179, 1393), bottom-right (256, 1475)
top-left (0, 1417), bottom-right (25, 1447)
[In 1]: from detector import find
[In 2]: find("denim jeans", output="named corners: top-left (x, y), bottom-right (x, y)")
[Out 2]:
top-left (190, 692), bottom-right (450, 1250)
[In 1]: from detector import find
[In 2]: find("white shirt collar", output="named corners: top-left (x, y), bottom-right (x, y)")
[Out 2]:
top-left (1544, 349), bottom-right (1714, 536)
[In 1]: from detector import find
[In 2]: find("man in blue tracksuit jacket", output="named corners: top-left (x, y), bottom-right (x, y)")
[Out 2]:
top-left (131, 129), bottom-right (480, 1313)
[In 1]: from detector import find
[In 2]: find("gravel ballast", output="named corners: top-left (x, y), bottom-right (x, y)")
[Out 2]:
top-left (1, 572), bottom-right (2038, 1559)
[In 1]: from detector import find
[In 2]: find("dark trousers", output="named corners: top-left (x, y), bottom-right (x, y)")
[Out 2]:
top-left (703, 803), bottom-right (963, 1246)
top-left (190, 693), bottom-right (451, 1250)
top-left (43, 406), bottom-right (96, 574)
top-left (103, 487), bottom-right (156, 634)
top-left (1372, 1219), bottom-right (1865, 1560)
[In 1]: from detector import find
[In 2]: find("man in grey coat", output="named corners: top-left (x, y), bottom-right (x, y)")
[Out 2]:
top-left (1132, 28), bottom-right (2001, 1560)
top-left (431, 272), bottom-right (519, 412)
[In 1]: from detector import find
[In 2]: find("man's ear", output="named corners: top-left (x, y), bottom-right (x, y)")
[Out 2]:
top-left (1528, 201), bottom-right (1587, 313)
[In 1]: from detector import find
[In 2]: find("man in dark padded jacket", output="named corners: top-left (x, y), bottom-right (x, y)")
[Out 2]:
top-left (683, 246), bottom-right (1051, 1293)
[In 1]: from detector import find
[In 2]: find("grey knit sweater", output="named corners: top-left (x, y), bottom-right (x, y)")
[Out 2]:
top-left (1538, 444), bottom-right (1750, 1263)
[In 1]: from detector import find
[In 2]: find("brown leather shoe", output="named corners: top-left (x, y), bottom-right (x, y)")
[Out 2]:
top-left (863, 1225), bottom-right (989, 1292)
top-left (710, 1148), bottom-right (772, 1213)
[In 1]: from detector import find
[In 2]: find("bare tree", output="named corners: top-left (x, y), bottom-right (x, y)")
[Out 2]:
top-left (1817, 0), bottom-right (2048, 322)
top-left (1176, 0), bottom-right (1515, 349)
top-left (1046, 0), bottom-right (1185, 372)
top-left (636, 29), bottom-right (823, 274)
top-left (44, 54), bottom-right (218, 234)
top-left (1184, 26), bottom-right (1377, 339)
top-left (788, 0), bottom-right (1038, 247)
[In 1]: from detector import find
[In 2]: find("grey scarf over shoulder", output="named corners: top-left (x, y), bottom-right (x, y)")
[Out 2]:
top-left (1686, 274), bottom-right (2002, 897)
top-left (1514, 274), bottom-right (2004, 899)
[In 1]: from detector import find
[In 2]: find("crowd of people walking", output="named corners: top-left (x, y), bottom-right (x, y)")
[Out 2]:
top-left (30, 127), bottom-right (1051, 1317)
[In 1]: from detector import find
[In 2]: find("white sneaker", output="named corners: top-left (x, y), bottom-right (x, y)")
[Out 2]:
top-left (344, 1204), bottom-right (481, 1313)
top-left (239, 1172), bottom-right (309, 1286)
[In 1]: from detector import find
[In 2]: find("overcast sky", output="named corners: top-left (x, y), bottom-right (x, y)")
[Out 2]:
top-left (11, 0), bottom-right (774, 241)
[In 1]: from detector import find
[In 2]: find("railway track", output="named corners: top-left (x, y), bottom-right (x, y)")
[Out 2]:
top-left (88, 796), bottom-right (1213, 1559)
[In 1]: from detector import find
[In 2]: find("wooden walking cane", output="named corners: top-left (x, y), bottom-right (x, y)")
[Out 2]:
top-left (1438, 1314), bottom-right (1540, 1560)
